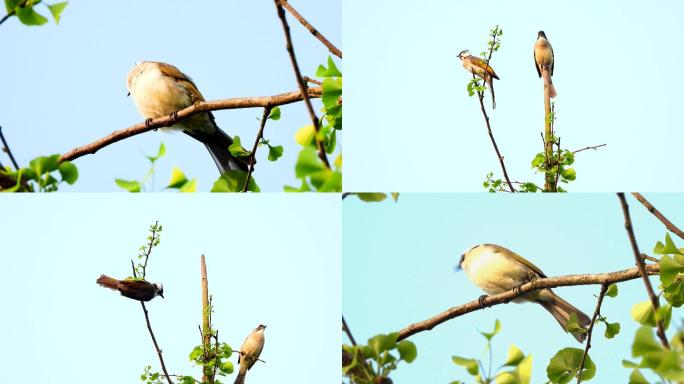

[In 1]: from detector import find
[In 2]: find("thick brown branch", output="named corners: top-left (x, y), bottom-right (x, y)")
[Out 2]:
top-left (273, 1), bottom-right (331, 169)
top-left (577, 284), bottom-right (608, 384)
top-left (201, 255), bottom-right (213, 383)
top-left (396, 264), bottom-right (660, 341)
top-left (617, 193), bottom-right (670, 349)
top-left (243, 107), bottom-right (271, 192)
top-left (59, 87), bottom-right (321, 163)
top-left (631, 192), bottom-right (684, 240)
top-left (278, 0), bottom-right (342, 59)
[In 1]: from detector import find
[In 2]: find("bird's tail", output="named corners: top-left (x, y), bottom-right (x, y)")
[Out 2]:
top-left (183, 123), bottom-right (250, 175)
top-left (489, 78), bottom-right (496, 109)
top-left (542, 70), bottom-right (557, 98)
top-left (233, 372), bottom-right (246, 384)
top-left (537, 289), bottom-right (591, 343)
top-left (96, 275), bottom-right (121, 291)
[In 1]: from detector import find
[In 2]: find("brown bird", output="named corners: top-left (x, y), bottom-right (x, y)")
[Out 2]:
top-left (458, 49), bottom-right (500, 109)
top-left (96, 274), bottom-right (164, 302)
top-left (534, 31), bottom-right (557, 98)
top-left (234, 324), bottom-right (266, 384)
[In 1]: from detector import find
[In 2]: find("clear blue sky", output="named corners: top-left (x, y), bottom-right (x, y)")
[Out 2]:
top-left (344, 0), bottom-right (684, 192)
top-left (0, 194), bottom-right (341, 383)
top-left (343, 193), bottom-right (684, 383)
top-left (2, 1), bottom-right (341, 192)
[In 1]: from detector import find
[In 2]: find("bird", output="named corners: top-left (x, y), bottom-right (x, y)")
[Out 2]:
top-left (459, 244), bottom-right (590, 343)
top-left (126, 61), bottom-right (249, 174)
top-left (234, 324), bottom-right (266, 384)
top-left (457, 49), bottom-right (500, 109)
top-left (96, 274), bottom-right (164, 302)
top-left (534, 31), bottom-right (557, 98)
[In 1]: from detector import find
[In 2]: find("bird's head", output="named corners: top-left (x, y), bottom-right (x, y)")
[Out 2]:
top-left (537, 31), bottom-right (547, 39)
top-left (154, 283), bottom-right (164, 299)
top-left (457, 49), bottom-right (471, 60)
top-left (255, 324), bottom-right (267, 333)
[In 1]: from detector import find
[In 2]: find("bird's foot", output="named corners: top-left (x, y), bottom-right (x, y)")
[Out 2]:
top-left (478, 294), bottom-right (489, 307)
top-left (168, 111), bottom-right (179, 125)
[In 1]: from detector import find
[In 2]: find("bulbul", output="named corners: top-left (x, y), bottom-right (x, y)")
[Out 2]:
top-left (459, 244), bottom-right (590, 343)
top-left (534, 31), bottom-right (557, 98)
top-left (126, 61), bottom-right (249, 174)
top-left (96, 274), bottom-right (164, 302)
top-left (234, 324), bottom-right (266, 384)
top-left (457, 49), bottom-right (500, 109)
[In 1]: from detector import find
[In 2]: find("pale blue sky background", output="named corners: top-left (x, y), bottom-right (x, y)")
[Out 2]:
top-left (344, 0), bottom-right (684, 192)
top-left (1, 1), bottom-right (341, 191)
top-left (0, 194), bottom-right (341, 383)
top-left (343, 193), bottom-right (684, 383)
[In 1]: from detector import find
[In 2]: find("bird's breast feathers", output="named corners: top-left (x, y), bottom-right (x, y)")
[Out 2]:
top-left (130, 66), bottom-right (194, 119)
top-left (463, 247), bottom-right (537, 295)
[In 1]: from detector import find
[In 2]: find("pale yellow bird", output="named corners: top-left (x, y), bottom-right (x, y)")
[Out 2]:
top-left (458, 49), bottom-right (500, 109)
top-left (234, 324), bottom-right (266, 384)
top-left (127, 61), bottom-right (249, 174)
top-left (534, 31), bottom-right (557, 98)
top-left (460, 244), bottom-right (590, 343)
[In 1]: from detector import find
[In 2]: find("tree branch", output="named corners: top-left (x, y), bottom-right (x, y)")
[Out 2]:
top-left (0, 125), bottom-right (20, 169)
top-left (576, 284), bottom-right (608, 384)
top-left (243, 107), bottom-right (271, 192)
top-left (572, 144), bottom-right (607, 154)
top-left (58, 87), bottom-right (321, 163)
top-left (0, 10), bottom-right (15, 26)
top-left (396, 264), bottom-right (660, 342)
top-left (631, 192), bottom-right (684, 240)
top-left (273, 0), bottom-right (331, 169)
top-left (141, 301), bottom-right (174, 384)
top-left (201, 255), bottom-right (214, 383)
top-left (342, 315), bottom-right (357, 346)
top-left (277, 0), bottom-right (342, 59)
top-left (617, 193), bottom-right (670, 349)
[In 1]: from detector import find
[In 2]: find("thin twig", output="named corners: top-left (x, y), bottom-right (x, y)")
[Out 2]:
top-left (617, 193), bottom-right (670, 349)
top-left (59, 87), bottom-right (321, 163)
top-left (631, 192), bottom-right (684, 240)
top-left (243, 107), bottom-right (271, 192)
top-left (396, 263), bottom-right (660, 341)
top-left (572, 144), bottom-right (607, 154)
top-left (0, 10), bottom-right (14, 26)
top-left (273, 0), bottom-right (331, 169)
top-left (642, 253), bottom-right (659, 263)
top-left (141, 302), bottom-right (174, 384)
top-left (277, 0), bottom-right (342, 59)
top-left (140, 221), bottom-right (160, 279)
top-left (0, 126), bottom-right (20, 169)
top-left (302, 76), bottom-right (322, 85)
top-left (576, 284), bottom-right (608, 384)
top-left (342, 315), bottom-right (357, 346)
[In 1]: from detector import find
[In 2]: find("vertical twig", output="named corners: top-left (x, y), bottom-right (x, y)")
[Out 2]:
top-left (273, 0), bottom-right (331, 169)
top-left (277, 0), bottom-right (342, 58)
top-left (617, 193), bottom-right (670, 349)
top-left (201, 255), bottom-right (213, 383)
top-left (0, 126), bottom-right (20, 170)
top-left (576, 284), bottom-right (608, 384)
top-left (631, 193), bottom-right (684, 240)
top-left (342, 315), bottom-right (357, 346)
top-left (542, 71), bottom-right (554, 191)
top-left (243, 107), bottom-right (272, 192)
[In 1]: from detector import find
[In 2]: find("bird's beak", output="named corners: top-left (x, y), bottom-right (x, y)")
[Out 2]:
top-left (126, 92), bottom-right (130, 97)
top-left (159, 293), bottom-right (164, 299)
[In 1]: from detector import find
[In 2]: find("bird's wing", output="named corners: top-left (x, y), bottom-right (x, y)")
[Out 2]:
top-left (467, 57), bottom-right (499, 80)
top-left (550, 45), bottom-right (554, 75)
top-left (534, 48), bottom-right (541, 78)
top-left (157, 62), bottom-right (205, 103)
top-left (489, 244), bottom-right (547, 278)
top-left (246, 343), bottom-right (264, 370)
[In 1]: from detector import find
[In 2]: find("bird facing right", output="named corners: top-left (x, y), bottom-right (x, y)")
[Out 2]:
top-left (234, 324), bottom-right (266, 384)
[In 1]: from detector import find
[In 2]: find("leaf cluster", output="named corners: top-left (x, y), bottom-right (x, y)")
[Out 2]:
top-left (343, 332), bottom-right (417, 384)
top-left (0, 154), bottom-right (78, 192)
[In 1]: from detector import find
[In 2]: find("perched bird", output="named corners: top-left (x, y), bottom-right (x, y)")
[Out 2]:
top-left (126, 61), bottom-right (249, 174)
top-left (534, 31), bottom-right (557, 98)
top-left (459, 244), bottom-right (590, 343)
top-left (234, 324), bottom-right (266, 384)
top-left (457, 49), bottom-right (500, 109)
top-left (96, 274), bottom-right (164, 302)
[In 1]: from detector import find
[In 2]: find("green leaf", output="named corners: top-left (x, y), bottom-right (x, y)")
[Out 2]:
top-left (146, 142), bottom-right (166, 162)
top-left (267, 145), bottom-right (283, 162)
top-left (322, 77), bottom-right (343, 109)
top-left (564, 313), bottom-right (586, 334)
top-left (452, 356), bottom-right (479, 376)
top-left (663, 279), bottom-right (684, 307)
top-left (660, 254), bottom-right (684, 286)
top-left (546, 347), bottom-right (595, 384)
top-left (631, 301), bottom-right (656, 327)
top-left (503, 344), bottom-right (525, 367)
top-left (58, 161), bottom-right (78, 184)
top-left (604, 321), bottom-right (620, 339)
top-left (47, 2), bottom-right (68, 24)
top-left (115, 179), bottom-right (141, 192)
top-left (606, 283), bottom-right (618, 298)
top-left (654, 233), bottom-right (682, 255)
top-left (315, 56), bottom-right (342, 77)
top-left (228, 136), bottom-right (251, 158)
top-left (15, 6), bottom-right (48, 25)
top-left (632, 326), bottom-right (663, 357)
top-left (294, 125), bottom-right (316, 146)
top-left (188, 346), bottom-right (203, 361)
top-left (5, 0), bottom-right (22, 13)
top-left (325, 128), bottom-right (337, 154)
top-left (295, 147), bottom-right (325, 178)
top-left (179, 179), bottom-right (196, 193)
top-left (368, 333), bottom-right (397, 356)
top-left (268, 106), bottom-right (281, 120)
top-left (531, 153), bottom-right (545, 168)
top-left (628, 369), bottom-right (649, 384)
top-left (480, 319), bottom-right (501, 341)
top-left (211, 170), bottom-right (259, 192)
top-left (560, 167), bottom-right (576, 181)
top-left (30, 154), bottom-right (60, 175)
top-left (166, 167), bottom-right (188, 189)
top-left (220, 360), bottom-right (234, 374)
top-left (391, 192), bottom-right (399, 201)
top-left (397, 340), bottom-right (417, 363)
top-left (355, 193), bottom-right (387, 202)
